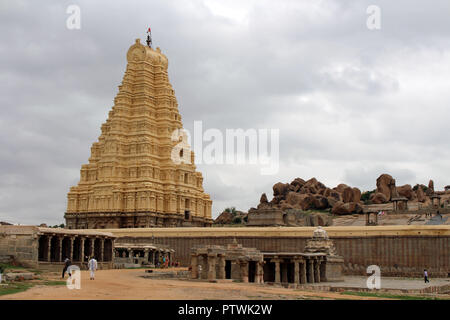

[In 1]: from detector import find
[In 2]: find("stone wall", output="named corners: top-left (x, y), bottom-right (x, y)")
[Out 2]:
top-left (104, 226), bottom-right (450, 278)
top-left (0, 226), bottom-right (39, 267)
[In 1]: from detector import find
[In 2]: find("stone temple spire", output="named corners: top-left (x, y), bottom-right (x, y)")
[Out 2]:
top-left (65, 39), bottom-right (212, 229)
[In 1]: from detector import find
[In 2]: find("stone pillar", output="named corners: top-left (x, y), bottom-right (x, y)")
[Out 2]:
top-left (217, 255), bottom-right (226, 279)
top-left (240, 261), bottom-right (249, 283)
top-left (256, 262), bottom-right (264, 284)
top-left (111, 239), bottom-right (115, 263)
top-left (201, 255), bottom-right (208, 279)
top-left (99, 238), bottom-right (105, 262)
top-left (274, 260), bottom-right (281, 283)
top-left (80, 238), bottom-right (85, 263)
top-left (47, 236), bottom-right (52, 262)
top-left (308, 259), bottom-right (315, 283)
top-left (90, 238), bottom-right (95, 260)
top-left (144, 249), bottom-right (149, 264)
top-left (314, 259), bottom-right (320, 283)
top-left (281, 262), bottom-right (288, 283)
top-left (294, 260), bottom-right (300, 284)
top-left (58, 237), bottom-right (63, 262)
top-left (152, 250), bottom-right (156, 265)
top-left (129, 249), bottom-right (134, 263)
top-left (207, 254), bottom-right (217, 281)
top-left (191, 254), bottom-right (198, 279)
top-left (300, 261), bottom-right (306, 284)
top-left (69, 237), bottom-right (75, 261)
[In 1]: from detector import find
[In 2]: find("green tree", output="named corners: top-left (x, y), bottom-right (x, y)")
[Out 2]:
top-left (232, 217), bottom-right (242, 224)
top-left (224, 207), bottom-right (237, 216)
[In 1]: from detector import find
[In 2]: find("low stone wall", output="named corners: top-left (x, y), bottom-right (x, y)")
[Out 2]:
top-left (0, 226), bottom-right (39, 268)
top-left (100, 226), bottom-right (450, 278)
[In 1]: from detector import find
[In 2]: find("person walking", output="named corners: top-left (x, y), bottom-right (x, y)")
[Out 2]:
top-left (0, 264), bottom-right (4, 284)
top-left (88, 256), bottom-right (98, 280)
top-left (424, 269), bottom-right (430, 283)
top-left (62, 257), bottom-right (71, 279)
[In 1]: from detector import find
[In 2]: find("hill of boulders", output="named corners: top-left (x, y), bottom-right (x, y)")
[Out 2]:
top-left (253, 177), bottom-right (363, 215)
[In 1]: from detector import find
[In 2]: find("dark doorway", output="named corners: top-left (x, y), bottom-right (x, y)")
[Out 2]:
top-left (248, 261), bottom-right (256, 283)
top-left (50, 237), bottom-right (59, 262)
top-left (94, 238), bottom-right (101, 260)
top-left (73, 238), bottom-right (81, 262)
top-left (62, 237), bottom-right (71, 261)
top-left (263, 260), bottom-right (275, 282)
top-left (225, 260), bottom-right (232, 279)
top-left (287, 263), bottom-right (295, 283)
top-left (38, 235), bottom-right (49, 261)
top-left (84, 238), bottom-right (91, 260)
top-left (184, 210), bottom-right (190, 220)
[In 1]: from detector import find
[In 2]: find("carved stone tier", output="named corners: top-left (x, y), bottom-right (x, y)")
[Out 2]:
top-left (65, 39), bottom-right (212, 229)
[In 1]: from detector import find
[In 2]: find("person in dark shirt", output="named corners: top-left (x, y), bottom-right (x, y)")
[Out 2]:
top-left (62, 258), bottom-right (72, 279)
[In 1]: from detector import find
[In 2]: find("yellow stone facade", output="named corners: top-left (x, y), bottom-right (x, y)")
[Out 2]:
top-left (65, 39), bottom-right (212, 229)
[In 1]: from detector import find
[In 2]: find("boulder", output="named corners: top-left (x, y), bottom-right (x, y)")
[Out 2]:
top-left (331, 201), bottom-right (363, 215)
top-left (304, 178), bottom-right (326, 194)
top-left (334, 183), bottom-right (350, 194)
top-left (428, 179), bottom-right (434, 192)
top-left (352, 187), bottom-right (362, 202)
top-left (279, 201), bottom-right (294, 211)
top-left (273, 182), bottom-right (290, 198)
top-left (416, 186), bottom-right (426, 202)
top-left (214, 211), bottom-right (234, 224)
top-left (425, 180), bottom-right (434, 196)
top-left (260, 193), bottom-right (268, 204)
top-left (376, 174), bottom-right (396, 201)
top-left (342, 187), bottom-right (355, 203)
top-left (313, 195), bottom-right (329, 210)
top-left (290, 178), bottom-right (306, 189)
top-left (326, 196), bottom-right (339, 208)
top-left (370, 192), bottom-right (388, 204)
top-left (396, 184), bottom-right (414, 200)
top-left (286, 192), bottom-right (315, 210)
top-left (5, 273), bottom-right (34, 281)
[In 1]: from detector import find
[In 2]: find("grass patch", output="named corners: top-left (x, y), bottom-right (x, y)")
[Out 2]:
top-left (341, 291), bottom-right (443, 300)
top-left (0, 263), bottom-right (27, 271)
top-left (0, 283), bottom-right (33, 296)
top-left (41, 280), bottom-right (66, 286)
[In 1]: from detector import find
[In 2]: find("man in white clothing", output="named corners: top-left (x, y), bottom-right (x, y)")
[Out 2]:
top-left (88, 256), bottom-right (98, 280)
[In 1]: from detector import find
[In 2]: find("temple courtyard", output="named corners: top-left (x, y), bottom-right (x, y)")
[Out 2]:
top-left (1, 268), bottom-right (449, 300)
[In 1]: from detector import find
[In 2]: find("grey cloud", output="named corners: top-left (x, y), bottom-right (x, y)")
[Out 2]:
top-left (1, 0), bottom-right (450, 223)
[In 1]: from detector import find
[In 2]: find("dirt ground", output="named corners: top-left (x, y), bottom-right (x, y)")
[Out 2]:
top-left (0, 268), bottom-right (386, 300)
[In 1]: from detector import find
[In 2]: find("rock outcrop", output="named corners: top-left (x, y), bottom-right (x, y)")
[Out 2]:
top-left (250, 177), bottom-right (362, 216)
top-left (369, 192), bottom-right (388, 204)
top-left (214, 210), bottom-right (247, 225)
top-left (396, 184), bottom-right (414, 200)
top-left (376, 174), bottom-right (397, 201)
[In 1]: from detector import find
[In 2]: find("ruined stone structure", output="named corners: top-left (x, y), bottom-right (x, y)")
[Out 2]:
top-left (190, 241), bottom-right (264, 283)
top-left (114, 242), bottom-right (174, 267)
top-left (65, 39), bottom-right (212, 229)
top-left (0, 225), bottom-right (115, 270)
top-left (189, 228), bottom-right (343, 285)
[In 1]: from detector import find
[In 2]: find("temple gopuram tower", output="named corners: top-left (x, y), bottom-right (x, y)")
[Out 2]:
top-left (65, 38), bottom-right (212, 229)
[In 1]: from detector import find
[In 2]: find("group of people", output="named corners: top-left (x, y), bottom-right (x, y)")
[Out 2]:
top-left (154, 255), bottom-right (180, 268)
top-left (61, 256), bottom-right (98, 280)
top-left (426, 210), bottom-right (443, 219)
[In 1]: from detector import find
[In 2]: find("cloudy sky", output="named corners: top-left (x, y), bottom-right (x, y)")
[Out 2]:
top-left (1, 0), bottom-right (450, 225)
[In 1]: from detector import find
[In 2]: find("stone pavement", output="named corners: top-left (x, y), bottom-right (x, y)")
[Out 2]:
top-left (306, 276), bottom-right (450, 293)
